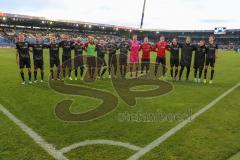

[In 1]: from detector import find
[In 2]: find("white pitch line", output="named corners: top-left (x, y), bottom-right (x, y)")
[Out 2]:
top-left (127, 82), bottom-right (240, 160)
top-left (0, 104), bottom-right (69, 160)
top-left (60, 139), bottom-right (143, 153)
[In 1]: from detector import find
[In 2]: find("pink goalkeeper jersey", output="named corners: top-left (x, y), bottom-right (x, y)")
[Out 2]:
top-left (130, 40), bottom-right (141, 63)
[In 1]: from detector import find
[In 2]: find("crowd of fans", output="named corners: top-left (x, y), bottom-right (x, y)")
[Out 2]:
top-left (0, 27), bottom-right (239, 51)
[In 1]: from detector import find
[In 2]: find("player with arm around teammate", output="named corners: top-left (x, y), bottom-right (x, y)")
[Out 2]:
top-left (169, 38), bottom-right (181, 81)
top-left (129, 35), bottom-right (141, 78)
top-left (16, 34), bottom-right (32, 85)
top-left (48, 37), bottom-right (60, 80)
top-left (30, 36), bottom-right (46, 83)
top-left (59, 35), bottom-right (73, 80)
top-left (203, 36), bottom-right (218, 84)
top-left (73, 38), bottom-right (85, 80)
top-left (194, 40), bottom-right (207, 83)
top-left (178, 36), bottom-right (195, 81)
top-left (96, 39), bottom-right (108, 79)
top-left (153, 36), bottom-right (169, 80)
top-left (139, 37), bottom-right (153, 76)
top-left (119, 37), bottom-right (130, 78)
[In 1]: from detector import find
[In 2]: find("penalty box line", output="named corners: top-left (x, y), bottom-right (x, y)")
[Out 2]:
top-left (127, 82), bottom-right (240, 160)
top-left (0, 104), bottom-right (69, 160)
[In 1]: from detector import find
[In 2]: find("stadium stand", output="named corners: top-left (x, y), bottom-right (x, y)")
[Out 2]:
top-left (0, 12), bottom-right (239, 51)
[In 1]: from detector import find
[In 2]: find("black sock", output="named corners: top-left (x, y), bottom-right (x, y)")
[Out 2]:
top-left (63, 68), bottom-right (66, 78)
top-left (154, 64), bottom-right (159, 76)
top-left (28, 71), bottom-right (31, 81)
top-left (141, 64), bottom-right (144, 74)
top-left (204, 69), bottom-right (207, 79)
top-left (68, 68), bottom-right (71, 77)
top-left (211, 69), bottom-right (214, 80)
top-left (175, 68), bottom-right (178, 77)
top-left (57, 68), bottom-right (60, 79)
top-left (170, 68), bottom-right (173, 77)
top-left (41, 71), bottom-right (44, 80)
top-left (80, 67), bottom-right (84, 77)
top-left (124, 65), bottom-right (127, 76)
top-left (186, 67), bottom-right (190, 79)
top-left (194, 69), bottom-right (197, 78)
top-left (108, 67), bottom-right (111, 75)
top-left (50, 69), bottom-right (54, 79)
top-left (162, 66), bottom-right (166, 76)
top-left (120, 66), bottom-right (123, 76)
top-left (179, 66), bottom-right (184, 80)
top-left (20, 72), bottom-right (25, 81)
top-left (34, 71), bottom-right (37, 80)
top-left (101, 68), bottom-right (107, 77)
top-left (199, 69), bottom-right (203, 79)
top-left (75, 69), bottom-right (78, 77)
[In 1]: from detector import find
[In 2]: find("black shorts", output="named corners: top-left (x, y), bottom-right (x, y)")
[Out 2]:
top-left (97, 57), bottom-right (107, 67)
top-left (156, 57), bottom-right (166, 66)
top-left (205, 58), bottom-right (215, 67)
top-left (141, 58), bottom-right (150, 65)
top-left (34, 60), bottom-right (43, 70)
top-left (74, 56), bottom-right (84, 68)
top-left (170, 57), bottom-right (179, 67)
top-left (19, 58), bottom-right (31, 69)
top-left (87, 56), bottom-right (96, 68)
top-left (62, 56), bottom-right (72, 68)
top-left (119, 54), bottom-right (128, 66)
top-left (50, 59), bottom-right (60, 68)
top-left (180, 59), bottom-right (191, 67)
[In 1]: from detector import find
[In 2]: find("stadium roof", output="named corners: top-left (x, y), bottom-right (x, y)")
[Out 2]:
top-left (1, 0), bottom-right (240, 30)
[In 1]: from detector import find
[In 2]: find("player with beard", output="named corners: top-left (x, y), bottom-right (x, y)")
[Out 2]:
top-left (29, 36), bottom-right (46, 83)
top-left (194, 40), bottom-right (207, 83)
top-left (16, 34), bottom-right (32, 84)
top-left (73, 38), bottom-right (85, 80)
top-left (119, 37), bottom-right (130, 78)
top-left (85, 36), bottom-right (97, 80)
top-left (96, 39), bottom-right (107, 79)
top-left (59, 35), bottom-right (73, 80)
top-left (48, 37), bottom-right (60, 80)
top-left (153, 36), bottom-right (169, 80)
top-left (130, 35), bottom-right (141, 78)
top-left (107, 39), bottom-right (118, 79)
top-left (169, 38), bottom-right (181, 81)
top-left (204, 36), bottom-right (218, 84)
top-left (179, 36), bottom-right (195, 81)
top-left (139, 37), bottom-right (152, 75)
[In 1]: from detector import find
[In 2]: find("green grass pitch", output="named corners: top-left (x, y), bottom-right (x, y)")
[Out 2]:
top-left (0, 48), bottom-right (240, 160)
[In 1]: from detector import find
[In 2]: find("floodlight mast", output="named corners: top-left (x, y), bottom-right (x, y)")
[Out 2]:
top-left (140, 0), bottom-right (147, 29)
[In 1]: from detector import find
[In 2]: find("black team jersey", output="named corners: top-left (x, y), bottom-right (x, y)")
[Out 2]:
top-left (107, 42), bottom-right (118, 55)
top-left (73, 43), bottom-right (84, 57)
top-left (96, 44), bottom-right (107, 59)
top-left (194, 45), bottom-right (207, 67)
top-left (60, 41), bottom-right (73, 58)
top-left (30, 43), bottom-right (45, 61)
top-left (48, 43), bottom-right (60, 61)
top-left (119, 41), bottom-right (130, 55)
top-left (206, 43), bottom-right (218, 59)
top-left (180, 43), bottom-right (195, 66)
top-left (169, 43), bottom-right (181, 59)
top-left (16, 42), bottom-right (30, 59)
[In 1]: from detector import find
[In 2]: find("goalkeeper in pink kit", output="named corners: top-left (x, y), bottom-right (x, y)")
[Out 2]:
top-left (130, 35), bottom-right (141, 77)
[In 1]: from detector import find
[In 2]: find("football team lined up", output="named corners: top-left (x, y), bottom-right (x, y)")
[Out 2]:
top-left (15, 34), bottom-right (218, 84)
